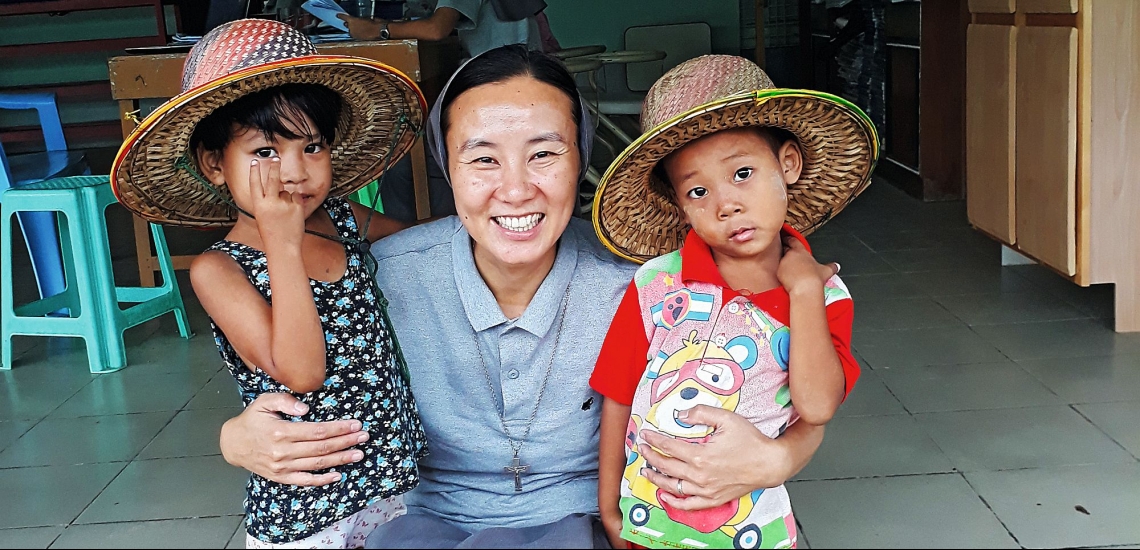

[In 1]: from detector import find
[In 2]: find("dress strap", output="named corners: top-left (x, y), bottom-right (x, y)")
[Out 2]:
top-left (322, 197), bottom-right (362, 243)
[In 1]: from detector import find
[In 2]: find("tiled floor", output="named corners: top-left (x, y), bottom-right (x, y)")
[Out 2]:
top-left (3, 181), bottom-right (1140, 548)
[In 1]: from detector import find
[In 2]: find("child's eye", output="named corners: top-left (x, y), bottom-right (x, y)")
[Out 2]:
top-left (305, 143), bottom-right (324, 154)
top-left (686, 187), bottom-right (709, 199)
top-left (254, 148), bottom-right (277, 159)
top-left (734, 167), bottom-right (754, 182)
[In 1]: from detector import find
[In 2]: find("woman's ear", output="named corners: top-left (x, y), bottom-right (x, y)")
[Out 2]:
top-left (778, 140), bottom-right (803, 185)
top-left (195, 145), bottom-right (228, 188)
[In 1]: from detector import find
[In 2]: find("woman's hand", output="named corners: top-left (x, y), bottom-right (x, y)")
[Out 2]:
top-left (777, 236), bottom-right (838, 295)
top-left (637, 405), bottom-right (825, 511)
top-left (220, 393), bottom-right (370, 486)
top-left (336, 14), bottom-right (384, 40)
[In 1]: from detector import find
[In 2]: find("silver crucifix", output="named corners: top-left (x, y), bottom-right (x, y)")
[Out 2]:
top-left (504, 453), bottom-right (529, 492)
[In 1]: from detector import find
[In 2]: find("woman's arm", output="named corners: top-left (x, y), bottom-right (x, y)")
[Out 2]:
top-left (339, 7), bottom-right (461, 42)
top-left (635, 405), bottom-right (825, 511)
top-left (220, 393), bottom-right (370, 486)
top-left (348, 202), bottom-right (411, 243)
top-left (599, 398), bottom-right (632, 549)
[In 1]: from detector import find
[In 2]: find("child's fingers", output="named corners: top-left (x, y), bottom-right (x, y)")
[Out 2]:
top-left (268, 158), bottom-right (285, 199)
top-left (249, 159), bottom-right (264, 200)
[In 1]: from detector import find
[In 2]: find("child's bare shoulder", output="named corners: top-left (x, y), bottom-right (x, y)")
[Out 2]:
top-left (189, 249), bottom-right (246, 295)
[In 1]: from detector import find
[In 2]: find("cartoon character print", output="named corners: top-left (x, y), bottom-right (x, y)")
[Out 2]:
top-left (622, 330), bottom-right (774, 546)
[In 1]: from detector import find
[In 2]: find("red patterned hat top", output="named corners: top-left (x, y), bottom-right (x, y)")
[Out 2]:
top-left (181, 19), bottom-right (318, 92)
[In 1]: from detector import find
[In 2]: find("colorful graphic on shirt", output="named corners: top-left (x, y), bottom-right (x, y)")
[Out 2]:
top-left (651, 289), bottom-right (716, 329)
top-left (621, 330), bottom-right (793, 547)
top-left (636, 251), bottom-right (683, 289)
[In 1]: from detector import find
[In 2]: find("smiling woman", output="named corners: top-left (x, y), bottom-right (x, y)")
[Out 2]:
top-left (217, 44), bottom-right (835, 550)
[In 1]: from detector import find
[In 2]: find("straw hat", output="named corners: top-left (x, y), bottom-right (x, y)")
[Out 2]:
top-left (112, 19), bottom-right (426, 227)
top-left (592, 55), bottom-right (879, 264)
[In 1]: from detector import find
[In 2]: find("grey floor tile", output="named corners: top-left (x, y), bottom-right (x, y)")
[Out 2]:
top-left (0, 463), bottom-right (126, 529)
top-left (0, 420), bottom-right (35, 454)
top-left (788, 474), bottom-right (1018, 549)
top-left (914, 406), bottom-right (1135, 472)
top-left (0, 527), bottom-right (64, 549)
top-left (965, 463), bottom-right (1140, 549)
top-left (75, 456), bottom-right (247, 524)
top-left (934, 291), bottom-right (1089, 326)
top-left (138, 407), bottom-right (243, 460)
top-left (1010, 265), bottom-right (1117, 318)
top-left (1018, 354), bottom-right (1140, 404)
top-left (854, 325), bottom-right (1007, 369)
top-left (976, 319), bottom-right (1140, 362)
top-left (119, 331), bottom-right (221, 377)
top-left (226, 521), bottom-right (246, 549)
top-left (835, 369), bottom-right (908, 417)
top-left (815, 247), bottom-right (896, 276)
top-left (795, 414), bottom-right (953, 480)
top-left (0, 361), bottom-right (96, 421)
top-left (1075, 402), bottom-right (1140, 458)
top-left (851, 296), bottom-right (963, 332)
top-left (877, 361), bottom-right (1063, 413)
top-left (0, 411), bottom-right (175, 468)
top-left (184, 372), bottom-right (242, 410)
top-left (856, 227), bottom-right (996, 253)
top-left (840, 272), bottom-right (926, 300)
top-left (50, 516), bottom-right (243, 549)
top-left (903, 266), bottom-right (1033, 296)
top-left (49, 370), bottom-right (213, 419)
top-left (879, 247), bottom-right (997, 274)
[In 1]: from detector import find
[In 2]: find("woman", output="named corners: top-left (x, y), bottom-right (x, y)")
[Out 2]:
top-left (219, 45), bottom-right (833, 548)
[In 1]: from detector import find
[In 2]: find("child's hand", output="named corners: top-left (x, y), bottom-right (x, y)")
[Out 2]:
top-left (602, 512), bottom-right (626, 549)
top-left (249, 158), bottom-right (306, 252)
top-left (777, 236), bottom-right (837, 296)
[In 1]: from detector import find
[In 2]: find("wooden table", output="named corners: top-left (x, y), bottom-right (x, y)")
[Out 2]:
top-left (107, 38), bottom-right (459, 285)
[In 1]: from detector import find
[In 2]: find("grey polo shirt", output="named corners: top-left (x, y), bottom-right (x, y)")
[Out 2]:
top-left (371, 216), bottom-right (636, 532)
top-left (410, 0), bottom-right (541, 57)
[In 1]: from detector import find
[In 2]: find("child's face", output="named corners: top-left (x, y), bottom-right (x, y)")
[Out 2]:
top-left (198, 113), bottom-right (333, 221)
top-left (662, 127), bottom-right (802, 260)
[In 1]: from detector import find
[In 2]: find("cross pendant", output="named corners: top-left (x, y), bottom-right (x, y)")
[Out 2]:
top-left (504, 454), bottom-right (529, 492)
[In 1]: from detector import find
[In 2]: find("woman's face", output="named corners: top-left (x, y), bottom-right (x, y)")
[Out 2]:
top-left (445, 75), bottom-right (580, 269)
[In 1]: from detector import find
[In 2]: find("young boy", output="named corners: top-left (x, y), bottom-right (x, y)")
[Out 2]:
top-left (589, 55), bottom-right (879, 549)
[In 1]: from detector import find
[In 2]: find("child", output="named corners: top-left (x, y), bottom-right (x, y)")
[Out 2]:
top-left (589, 55), bottom-right (879, 549)
top-left (110, 20), bottom-right (429, 548)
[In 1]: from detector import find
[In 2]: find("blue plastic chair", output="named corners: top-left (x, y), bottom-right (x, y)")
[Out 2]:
top-left (0, 93), bottom-right (89, 305)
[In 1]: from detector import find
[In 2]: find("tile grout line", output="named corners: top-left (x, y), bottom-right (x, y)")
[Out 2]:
top-left (1068, 404), bottom-right (1140, 462)
top-left (957, 471), bottom-right (1024, 549)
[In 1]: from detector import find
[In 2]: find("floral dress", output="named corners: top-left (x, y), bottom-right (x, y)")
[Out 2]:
top-left (206, 198), bottom-right (428, 544)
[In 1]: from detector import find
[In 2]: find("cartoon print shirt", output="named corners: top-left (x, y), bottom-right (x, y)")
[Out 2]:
top-left (590, 225), bottom-right (858, 550)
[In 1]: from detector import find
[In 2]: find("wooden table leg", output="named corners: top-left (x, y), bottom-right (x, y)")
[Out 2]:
top-left (133, 215), bottom-right (157, 287)
top-left (410, 135), bottom-right (431, 221)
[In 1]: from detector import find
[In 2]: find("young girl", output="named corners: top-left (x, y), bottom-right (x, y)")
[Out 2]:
top-left (110, 20), bottom-right (428, 548)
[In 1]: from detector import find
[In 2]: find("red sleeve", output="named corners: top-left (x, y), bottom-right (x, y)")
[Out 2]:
top-left (826, 298), bottom-right (859, 399)
top-left (590, 281), bottom-right (651, 406)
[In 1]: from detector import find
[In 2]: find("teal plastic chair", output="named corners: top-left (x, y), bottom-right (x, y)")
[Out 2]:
top-left (0, 92), bottom-right (90, 305)
top-left (1, 176), bottom-right (193, 373)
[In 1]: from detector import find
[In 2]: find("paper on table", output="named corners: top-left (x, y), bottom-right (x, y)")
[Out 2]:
top-left (301, 0), bottom-right (349, 32)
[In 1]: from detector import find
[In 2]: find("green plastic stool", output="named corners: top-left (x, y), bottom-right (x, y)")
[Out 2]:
top-left (1, 176), bottom-right (193, 373)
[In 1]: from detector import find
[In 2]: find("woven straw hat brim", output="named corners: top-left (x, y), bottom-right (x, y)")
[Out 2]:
top-left (593, 89), bottom-right (879, 264)
top-left (112, 56), bottom-right (426, 228)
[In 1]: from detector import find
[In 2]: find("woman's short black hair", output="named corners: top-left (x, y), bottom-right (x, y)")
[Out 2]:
top-left (189, 83), bottom-right (343, 154)
top-left (438, 44), bottom-right (582, 138)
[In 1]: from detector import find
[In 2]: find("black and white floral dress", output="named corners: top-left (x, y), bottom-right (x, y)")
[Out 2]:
top-left (205, 198), bottom-right (428, 544)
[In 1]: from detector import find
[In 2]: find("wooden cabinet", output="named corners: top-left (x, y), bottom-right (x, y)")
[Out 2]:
top-left (966, 0), bottom-right (1140, 332)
